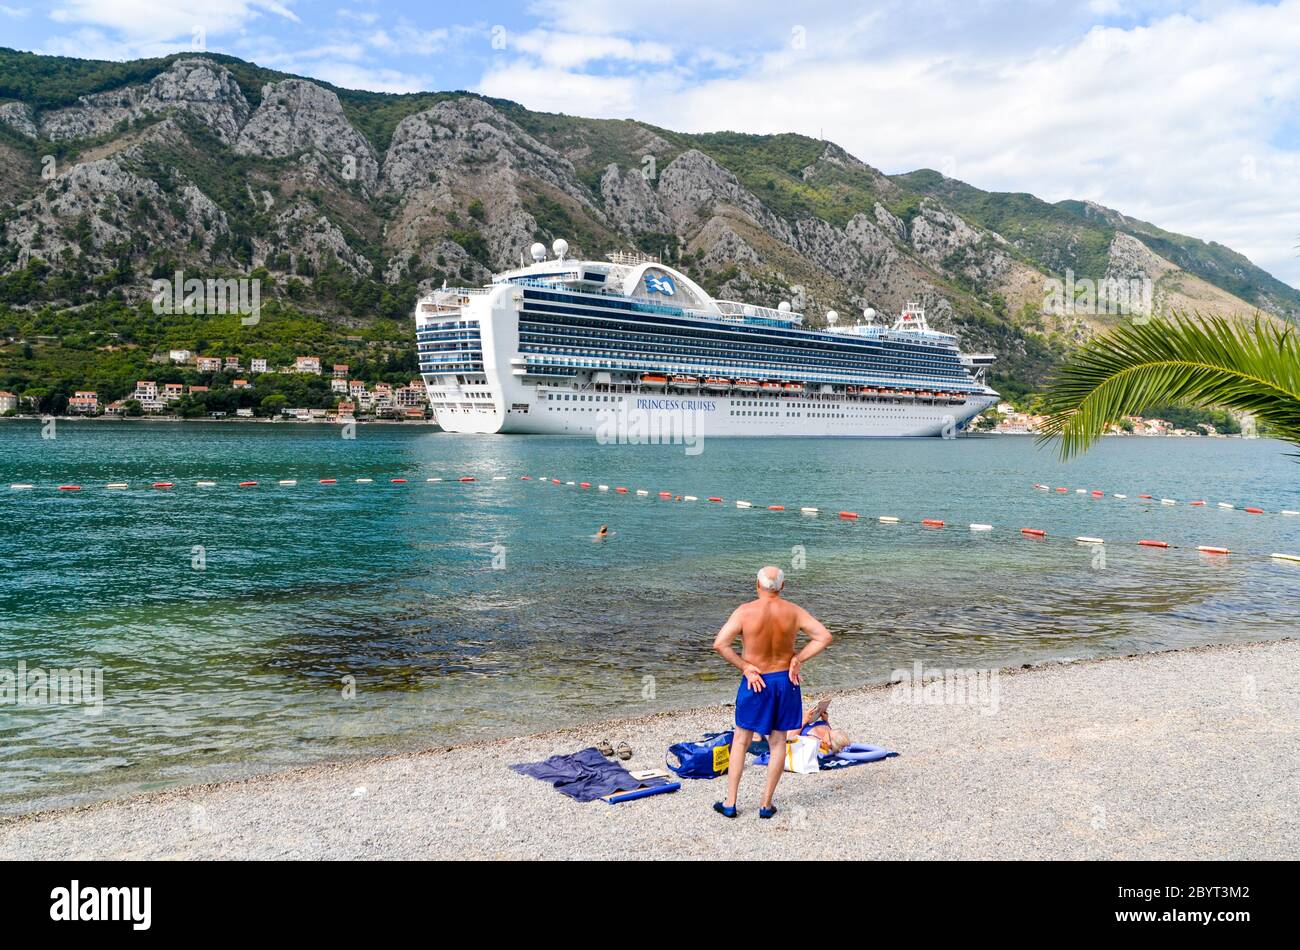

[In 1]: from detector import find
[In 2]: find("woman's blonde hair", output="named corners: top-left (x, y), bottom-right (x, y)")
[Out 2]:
top-left (829, 729), bottom-right (851, 754)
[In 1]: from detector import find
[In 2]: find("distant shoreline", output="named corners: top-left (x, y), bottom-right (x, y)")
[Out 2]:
top-left (0, 414), bottom-right (438, 426)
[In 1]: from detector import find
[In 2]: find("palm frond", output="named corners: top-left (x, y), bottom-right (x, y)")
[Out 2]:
top-left (1037, 313), bottom-right (1300, 460)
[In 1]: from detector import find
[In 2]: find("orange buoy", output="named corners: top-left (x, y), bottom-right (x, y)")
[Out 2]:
top-left (1020, 528), bottom-right (1046, 537)
top-left (520, 476), bottom-right (532, 480)
top-left (239, 480), bottom-right (257, 487)
top-left (708, 496), bottom-right (723, 502)
top-left (615, 487), bottom-right (629, 494)
top-left (1197, 545), bottom-right (1230, 555)
top-left (838, 511), bottom-right (859, 520)
top-left (1190, 500), bottom-right (1205, 506)
top-left (1138, 493), bottom-right (1152, 499)
top-left (152, 482), bottom-right (174, 489)
top-left (1138, 539), bottom-right (1169, 548)
top-left (58, 484), bottom-right (81, 491)
top-left (391, 478), bottom-right (407, 484)
top-left (1055, 487), bottom-right (1068, 493)
top-left (768, 505), bottom-right (785, 511)
top-left (1090, 490), bottom-right (1104, 497)
top-left (460, 477), bottom-right (477, 483)
top-left (1244, 507), bottom-right (1264, 514)
top-left (580, 482), bottom-right (591, 488)
top-left (319, 478), bottom-right (337, 484)
top-left (658, 491), bottom-right (672, 498)
top-left (922, 518), bottom-right (945, 527)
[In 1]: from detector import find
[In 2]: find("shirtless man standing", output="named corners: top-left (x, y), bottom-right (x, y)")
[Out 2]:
top-left (711, 566), bottom-right (833, 819)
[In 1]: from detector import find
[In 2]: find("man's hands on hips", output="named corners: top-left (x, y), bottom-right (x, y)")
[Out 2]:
top-left (788, 655), bottom-right (802, 685)
top-left (743, 664), bottom-right (765, 691)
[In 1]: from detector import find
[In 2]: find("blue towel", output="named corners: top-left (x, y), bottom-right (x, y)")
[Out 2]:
top-left (510, 747), bottom-right (669, 803)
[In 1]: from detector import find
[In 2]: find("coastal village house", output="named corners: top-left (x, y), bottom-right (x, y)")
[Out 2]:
top-left (224, 356), bottom-right (242, 372)
top-left (69, 391), bottom-right (99, 413)
top-left (332, 364), bottom-right (349, 378)
top-left (232, 379), bottom-right (251, 390)
top-left (0, 391), bottom-right (17, 413)
top-left (196, 356), bottom-right (222, 373)
top-left (131, 381), bottom-right (163, 412)
top-left (161, 383), bottom-right (184, 402)
top-left (331, 379), bottom-right (348, 394)
top-left (251, 358), bottom-right (268, 374)
top-left (169, 349), bottom-right (192, 364)
top-left (295, 356), bottom-right (322, 375)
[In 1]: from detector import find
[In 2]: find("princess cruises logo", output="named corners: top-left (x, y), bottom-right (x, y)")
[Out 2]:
top-left (644, 273), bottom-right (676, 296)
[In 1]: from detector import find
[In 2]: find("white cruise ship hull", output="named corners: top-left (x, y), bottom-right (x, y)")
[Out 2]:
top-left (433, 390), bottom-right (997, 437)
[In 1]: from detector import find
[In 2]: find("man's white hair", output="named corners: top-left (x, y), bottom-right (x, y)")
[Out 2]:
top-left (757, 566), bottom-right (785, 592)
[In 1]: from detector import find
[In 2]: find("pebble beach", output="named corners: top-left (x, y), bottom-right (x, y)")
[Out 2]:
top-left (2, 639), bottom-right (1296, 860)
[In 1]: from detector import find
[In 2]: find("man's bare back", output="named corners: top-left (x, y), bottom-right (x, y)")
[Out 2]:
top-left (732, 596), bottom-right (808, 673)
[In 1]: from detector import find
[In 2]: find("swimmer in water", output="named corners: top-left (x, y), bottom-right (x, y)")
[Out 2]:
top-left (595, 524), bottom-right (609, 539)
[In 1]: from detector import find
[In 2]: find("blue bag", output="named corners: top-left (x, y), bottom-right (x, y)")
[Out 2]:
top-left (665, 730), bottom-right (734, 779)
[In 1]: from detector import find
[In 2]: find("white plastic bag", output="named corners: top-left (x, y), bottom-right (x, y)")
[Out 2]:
top-left (783, 734), bottom-right (821, 774)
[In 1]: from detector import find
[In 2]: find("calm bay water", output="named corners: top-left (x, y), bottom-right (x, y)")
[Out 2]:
top-left (1, 420), bottom-right (1298, 813)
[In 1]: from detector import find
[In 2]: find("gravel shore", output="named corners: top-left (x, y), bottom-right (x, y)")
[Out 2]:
top-left (2, 639), bottom-right (1296, 860)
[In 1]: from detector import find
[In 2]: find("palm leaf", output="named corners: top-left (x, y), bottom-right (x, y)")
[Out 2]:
top-left (1037, 313), bottom-right (1300, 460)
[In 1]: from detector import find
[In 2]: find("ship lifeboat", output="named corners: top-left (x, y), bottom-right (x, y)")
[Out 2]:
top-left (640, 373), bottom-right (668, 387)
top-left (845, 385), bottom-right (858, 395)
top-left (759, 380), bottom-right (782, 392)
top-left (783, 382), bottom-right (804, 392)
top-left (735, 378), bottom-right (760, 391)
top-left (668, 375), bottom-right (698, 389)
top-left (703, 376), bottom-right (732, 391)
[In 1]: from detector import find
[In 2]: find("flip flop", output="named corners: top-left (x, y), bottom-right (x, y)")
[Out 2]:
top-left (759, 805), bottom-right (778, 820)
top-left (596, 740), bottom-right (615, 757)
top-left (614, 741), bottom-right (633, 761)
top-left (713, 801), bottom-right (738, 818)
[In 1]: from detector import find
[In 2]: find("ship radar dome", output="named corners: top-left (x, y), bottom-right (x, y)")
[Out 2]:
top-left (826, 310), bottom-right (838, 325)
top-left (778, 301), bottom-right (792, 312)
top-left (530, 242), bottom-right (547, 262)
top-left (552, 238), bottom-right (569, 260)
top-left (863, 307), bottom-right (876, 322)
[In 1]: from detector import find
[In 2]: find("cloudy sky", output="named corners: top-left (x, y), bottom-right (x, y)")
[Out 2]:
top-left (6, 0), bottom-right (1299, 286)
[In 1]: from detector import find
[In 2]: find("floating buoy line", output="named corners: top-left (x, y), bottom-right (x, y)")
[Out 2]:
top-left (7, 473), bottom-right (1298, 564)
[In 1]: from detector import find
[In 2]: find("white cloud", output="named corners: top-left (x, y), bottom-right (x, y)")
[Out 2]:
top-left (1, 5), bottom-right (30, 18)
top-left (482, 0), bottom-right (1300, 288)
top-left (47, 0), bottom-right (298, 47)
top-left (507, 30), bottom-right (673, 70)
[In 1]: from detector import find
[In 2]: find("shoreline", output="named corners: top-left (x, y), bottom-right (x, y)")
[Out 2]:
top-left (2, 638), bottom-right (1295, 860)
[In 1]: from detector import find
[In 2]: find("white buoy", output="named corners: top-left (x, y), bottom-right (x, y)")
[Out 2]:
top-left (1271, 553), bottom-right (1300, 563)
top-left (636, 489), bottom-right (649, 496)
top-left (9, 484), bottom-right (34, 490)
top-left (106, 482), bottom-right (129, 490)
top-left (1217, 502), bottom-right (1234, 509)
top-left (1160, 498), bottom-right (1177, 506)
top-left (427, 477), bottom-right (442, 482)
top-left (279, 479), bottom-right (297, 486)
top-left (1075, 536), bottom-right (1105, 545)
top-left (598, 484), bottom-right (609, 491)
top-left (492, 476), bottom-right (507, 481)
top-left (356, 478), bottom-right (373, 484)
top-left (1075, 489), bottom-right (1087, 494)
top-left (969, 523), bottom-right (993, 531)
top-left (735, 500), bottom-right (753, 508)
top-left (1281, 510), bottom-right (1298, 516)
top-left (1113, 493), bottom-right (1127, 499)
top-left (195, 481), bottom-right (216, 487)
top-left (800, 506), bottom-right (819, 514)
top-left (878, 516), bottom-right (900, 523)
top-left (683, 495), bottom-right (698, 501)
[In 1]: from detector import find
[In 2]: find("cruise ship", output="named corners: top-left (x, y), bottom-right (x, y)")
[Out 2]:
top-left (416, 240), bottom-right (999, 437)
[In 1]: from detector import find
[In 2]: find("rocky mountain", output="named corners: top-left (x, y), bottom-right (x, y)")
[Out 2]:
top-left (1, 48), bottom-right (1295, 403)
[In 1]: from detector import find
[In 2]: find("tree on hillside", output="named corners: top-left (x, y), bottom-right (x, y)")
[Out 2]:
top-left (1038, 314), bottom-right (1300, 458)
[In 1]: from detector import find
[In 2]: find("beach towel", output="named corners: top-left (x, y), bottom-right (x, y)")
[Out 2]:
top-left (510, 747), bottom-right (670, 803)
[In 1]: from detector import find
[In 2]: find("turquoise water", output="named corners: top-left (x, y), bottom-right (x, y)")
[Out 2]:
top-left (1, 420), bottom-right (1298, 813)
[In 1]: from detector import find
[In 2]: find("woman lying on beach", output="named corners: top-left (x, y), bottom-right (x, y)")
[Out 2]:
top-left (796, 698), bottom-right (851, 755)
